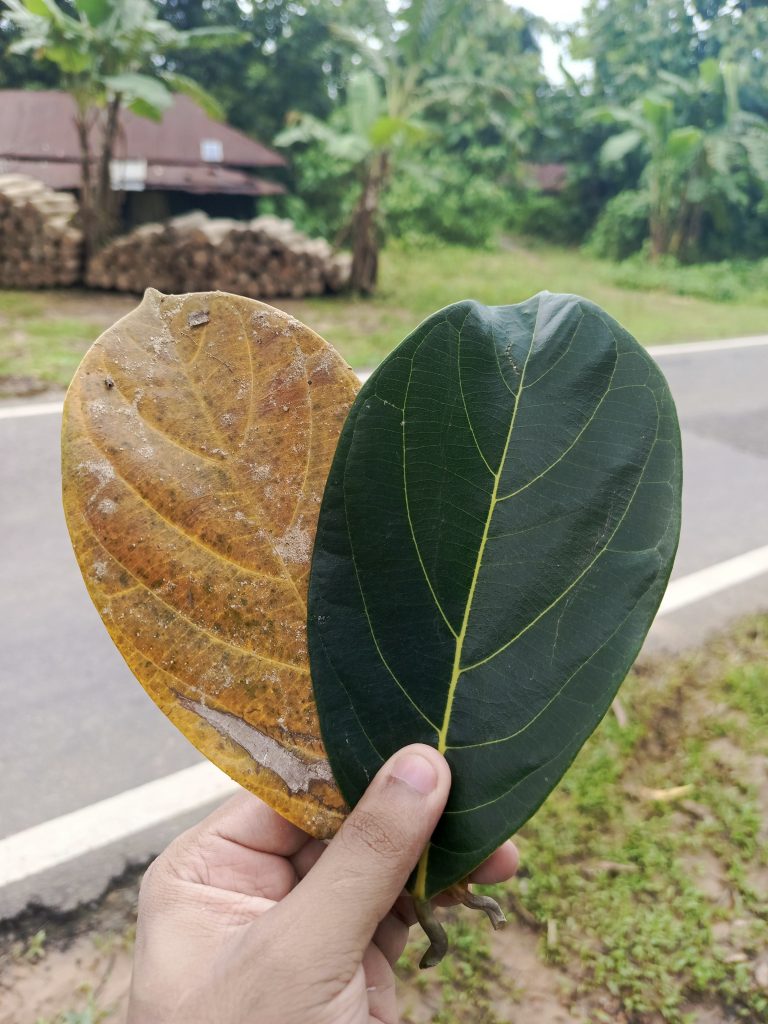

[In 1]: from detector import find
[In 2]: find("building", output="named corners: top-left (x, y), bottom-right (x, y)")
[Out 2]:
top-left (0, 89), bottom-right (286, 227)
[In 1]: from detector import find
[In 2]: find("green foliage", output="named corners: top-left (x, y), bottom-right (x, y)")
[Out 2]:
top-left (3, 0), bottom-right (237, 119)
top-left (382, 157), bottom-right (511, 247)
top-left (587, 190), bottom-right (650, 260)
top-left (507, 189), bottom-right (593, 246)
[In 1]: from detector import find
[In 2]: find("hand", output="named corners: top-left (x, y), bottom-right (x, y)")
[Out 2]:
top-left (127, 744), bottom-right (519, 1024)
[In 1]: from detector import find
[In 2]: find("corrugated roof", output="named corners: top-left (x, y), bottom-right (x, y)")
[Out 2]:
top-left (521, 162), bottom-right (569, 193)
top-left (0, 158), bottom-right (285, 196)
top-left (0, 90), bottom-right (285, 169)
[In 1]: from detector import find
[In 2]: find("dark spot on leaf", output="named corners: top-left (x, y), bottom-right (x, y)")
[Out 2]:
top-left (188, 310), bottom-right (210, 328)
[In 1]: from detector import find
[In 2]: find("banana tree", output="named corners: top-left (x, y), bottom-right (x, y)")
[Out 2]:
top-left (596, 60), bottom-right (768, 259)
top-left (277, 69), bottom-right (428, 294)
top-left (3, 0), bottom-right (241, 258)
top-left (278, 0), bottom-right (509, 293)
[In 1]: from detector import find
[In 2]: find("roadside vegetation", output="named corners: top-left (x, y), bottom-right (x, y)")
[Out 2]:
top-left (3, 617), bottom-right (766, 1024)
top-left (2, 241), bottom-right (768, 395)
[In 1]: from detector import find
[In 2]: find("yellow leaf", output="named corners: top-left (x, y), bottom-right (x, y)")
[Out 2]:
top-left (62, 289), bottom-right (359, 838)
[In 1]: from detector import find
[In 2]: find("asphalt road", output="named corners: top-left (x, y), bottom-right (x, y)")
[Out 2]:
top-left (1, 340), bottom-right (767, 909)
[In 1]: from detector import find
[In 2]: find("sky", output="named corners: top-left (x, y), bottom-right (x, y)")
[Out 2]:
top-left (515, 0), bottom-right (591, 82)
top-left (517, 0), bottom-right (586, 20)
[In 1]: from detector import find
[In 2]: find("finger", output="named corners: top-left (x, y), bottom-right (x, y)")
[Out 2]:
top-left (291, 837), bottom-right (326, 879)
top-left (155, 791), bottom-right (308, 898)
top-left (204, 790), bottom-right (312, 857)
top-left (373, 912), bottom-right (409, 967)
top-left (362, 943), bottom-right (399, 1024)
top-left (468, 841), bottom-right (519, 884)
top-left (277, 744), bottom-right (450, 957)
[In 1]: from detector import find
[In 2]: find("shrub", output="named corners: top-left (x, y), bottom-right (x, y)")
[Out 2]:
top-left (382, 160), bottom-right (512, 248)
top-left (587, 189), bottom-right (650, 261)
top-left (606, 254), bottom-right (768, 304)
top-left (507, 189), bottom-right (594, 245)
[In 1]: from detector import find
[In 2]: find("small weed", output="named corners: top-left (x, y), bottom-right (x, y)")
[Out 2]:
top-left (35, 989), bottom-right (113, 1024)
top-left (23, 928), bottom-right (47, 962)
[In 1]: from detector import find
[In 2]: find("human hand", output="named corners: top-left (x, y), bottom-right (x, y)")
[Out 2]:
top-left (127, 744), bottom-right (519, 1024)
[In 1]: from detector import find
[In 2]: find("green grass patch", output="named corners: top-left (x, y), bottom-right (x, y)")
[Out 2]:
top-left (289, 240), bottom-right (768, 367)
top-left (606, 255), bottom-right (768, 306)
top-left (3, 241), bottom-right (768, 394)
top-left (397, 617), bottom-right (768, 1022)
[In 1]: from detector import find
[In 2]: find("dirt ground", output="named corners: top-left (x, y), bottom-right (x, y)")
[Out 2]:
top-left (0, 875), bottom-right (750, 1024)
top-left (0, 881), bottom-right (588, 1024)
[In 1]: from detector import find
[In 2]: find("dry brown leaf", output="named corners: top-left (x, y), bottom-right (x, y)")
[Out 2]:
top-left (62, 289), bottom-right (360, 838)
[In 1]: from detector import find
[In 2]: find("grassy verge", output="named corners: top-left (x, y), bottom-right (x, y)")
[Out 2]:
top-left (395, 616), bottom-right (768, 1023)
top-left (0, 290), bottom-right (133, 396)
top-left (2, 241), bottom-right (768, 394)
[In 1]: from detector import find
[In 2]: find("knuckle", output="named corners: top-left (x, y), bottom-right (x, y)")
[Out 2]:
top-left (341, 809), bottom-right (403, 861)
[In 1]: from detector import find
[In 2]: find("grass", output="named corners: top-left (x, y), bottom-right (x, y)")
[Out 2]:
top-left (395, 616), bottom-right (768, 1023)
top-left (2, 239), bottom-right (768, 393)
top-left (0, 289), bottom-right (106, 393)
top-left (294, 240), bottom-right (768, 367)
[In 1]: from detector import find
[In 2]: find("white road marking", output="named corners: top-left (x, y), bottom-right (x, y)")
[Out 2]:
top-left (0, 400), bottom-right (64, 420)
top-left (658, 545), bottom-right (768, 616)
top-left (648, 335), bottom-right (768, 357)
top-left (0, 763), bottom-right (238, 889)
top-left (0, 334), bottom-right (766, 422)
top-left (1, 542), bottom-right (767, 891)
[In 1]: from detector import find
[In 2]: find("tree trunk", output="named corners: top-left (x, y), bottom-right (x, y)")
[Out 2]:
top-left (74, 108), bottom-right (94, 268)
top-left (76, 97), bottom-right (122, 261)
top-left (93, 95), bottom-right (122, 254)
top-left (349, 151), bottom-right (389, 294)
top-left (647, 168), bottom-right (666, 260)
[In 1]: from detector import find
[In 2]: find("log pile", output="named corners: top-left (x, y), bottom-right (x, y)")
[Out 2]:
top-left (86, 211), bottom-right (351, 297)
top-left (0, 174), bottom-right (83, 287)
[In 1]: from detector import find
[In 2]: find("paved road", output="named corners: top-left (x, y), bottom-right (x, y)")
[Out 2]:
top-left (1, 341), bottom-right (767, 909)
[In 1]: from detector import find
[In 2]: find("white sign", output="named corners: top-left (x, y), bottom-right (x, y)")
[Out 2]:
top-left (110, 158), bottom-right (148, 191)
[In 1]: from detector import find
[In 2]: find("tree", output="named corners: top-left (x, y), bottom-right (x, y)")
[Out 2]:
top-left (3, 0), bottom-right (240, 258)
top-left (278, 0), bottom-right (520, 293)
top-left (572, 0), bottom-right (702, 106)
top-left (154, 0), bottom-right (351, 143)
top-left (596, 61), bottom-right (768, 258)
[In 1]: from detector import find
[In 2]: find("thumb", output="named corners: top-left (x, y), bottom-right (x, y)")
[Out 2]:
top-left (279, 744), bottom-right (450, 958)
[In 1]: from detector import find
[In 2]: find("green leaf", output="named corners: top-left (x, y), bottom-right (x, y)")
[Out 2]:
top-left (159, 71), bottom-right (224, 120)
top-left (347, 71), bottom-right (383, 142)
top-left (127, 97), bottom-right (164, 122)
top-left (22, 0), bottom-right (53, 15)
top-left (308, 294), bottom-right (681, 901)
top-left (75, 0), bottom-right (112, 25)
top-left (104, 73), bottom-right (172, 113)
top-left (601, 128), bottom-right (644, 164)
top-left (368, 114), bottom-right (428, 148)
top-left (666, 125), bottom-right (703, 160)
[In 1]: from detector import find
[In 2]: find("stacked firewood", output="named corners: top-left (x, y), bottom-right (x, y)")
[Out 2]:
top-left (86, 212), bottom-right (351, 297)
top-left (0, 174), bottom-right (83, 287)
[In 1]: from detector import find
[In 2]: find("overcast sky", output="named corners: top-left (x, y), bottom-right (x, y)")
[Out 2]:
top-left (517, 0), bottom-right (586, 21)
top-left (515, 0), bottom-right (590, 82)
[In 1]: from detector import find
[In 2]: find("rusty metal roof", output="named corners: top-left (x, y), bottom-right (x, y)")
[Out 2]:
top-left (0, 90), bottom-right (285, 169)
top-left (0, 157), bottom-right (285, 196)
top-left (521, 162), bottom-right (569, 193)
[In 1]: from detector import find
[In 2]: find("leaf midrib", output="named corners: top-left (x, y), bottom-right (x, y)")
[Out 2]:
top-left (413, 301), bottom-right (541, 900)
